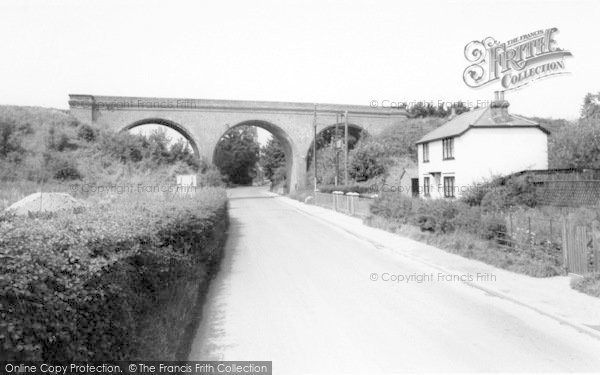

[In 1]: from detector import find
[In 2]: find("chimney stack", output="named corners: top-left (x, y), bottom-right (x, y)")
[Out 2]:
top-left (491, 90), bottom-right (510, 119)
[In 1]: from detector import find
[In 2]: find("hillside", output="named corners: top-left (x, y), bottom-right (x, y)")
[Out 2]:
top-left (0, 105), bottom-right (211, 209)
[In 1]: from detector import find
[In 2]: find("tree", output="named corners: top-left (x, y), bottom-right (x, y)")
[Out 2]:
top-left (169, 138), bottom-right (199, 170)
top-left (0, 120), bottom-right (26, 162)
top-left (549, 92), bottom-right (600, 169)
top-left (348, 139), bottom-right (387, 182)
top-left (307, 143), bottom-right (339, 185)
top-left (213, 126), bottom-right (260, 185)
top-left (260, 137), bottom-right (286, 183)
top-left (581, 92), bottom-right (600, 121)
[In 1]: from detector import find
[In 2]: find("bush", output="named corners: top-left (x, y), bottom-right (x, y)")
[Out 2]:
top-left (571, 273), bottom-right (600, 298)
top-left (479, 215), bottom-right (508, 240)
top-left (460, 180), bottom-right (497, 206)
top-left (348, 141), bottom-right (387, 182)
top-left (366, 192), bottom-right (565, 277)
top-left (0, 188), bottom-right (228, 360)
top-left (52, 159), bottom-right (82, 180)
top-left (369, 193), bottom-right (413, 222)
top-left (477, 175), bottom-right (539, 211)
top-left (198, 167), bottom-right (227, 187)
top-left (77, 124), bottom-right (98, 142)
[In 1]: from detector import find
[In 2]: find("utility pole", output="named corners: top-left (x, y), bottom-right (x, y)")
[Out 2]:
top-left (344, 110), bottom-right (349, 185)
top-left (313, 104), bottom-right (318, 192)
top-left (335, 113), bottom-right (339, 186)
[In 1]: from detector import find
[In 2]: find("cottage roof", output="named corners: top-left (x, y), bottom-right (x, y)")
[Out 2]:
top-left (416, 102), bottom-right (549, 144)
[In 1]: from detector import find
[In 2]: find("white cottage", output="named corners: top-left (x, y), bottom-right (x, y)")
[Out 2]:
top-left (416, 92), bottom-right (549, 199)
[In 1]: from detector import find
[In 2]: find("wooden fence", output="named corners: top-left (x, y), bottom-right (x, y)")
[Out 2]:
top-left (312, 191), bottom-right (373, 217)
top-left (562, 221), bottom-right (600, 275)
top-left (535, 180), bottom-right (600, 207)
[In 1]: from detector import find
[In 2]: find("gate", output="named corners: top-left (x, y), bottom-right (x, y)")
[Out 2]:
top-left (562, 220), bottom-right (600, 275)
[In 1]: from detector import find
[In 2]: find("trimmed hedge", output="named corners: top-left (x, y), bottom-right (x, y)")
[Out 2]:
top-left (0, 188), bottom-right (227, 360)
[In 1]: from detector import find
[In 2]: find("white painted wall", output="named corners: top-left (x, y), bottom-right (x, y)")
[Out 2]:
top-left (417, 127), bottom-right (548, 198)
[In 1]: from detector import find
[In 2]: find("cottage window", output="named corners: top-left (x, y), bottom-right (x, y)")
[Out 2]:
top-left (422, 143), bottom-right (429, 162)
top-left (442, 138), bottom-right (454, 160)
top-left (443, 176), bottom-right (455, 198)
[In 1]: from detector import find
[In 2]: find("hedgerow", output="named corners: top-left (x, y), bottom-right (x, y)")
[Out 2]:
top-left (370, 193), bottom-right (507, 237)
top-left (0, 188), bottom-right (228, 360)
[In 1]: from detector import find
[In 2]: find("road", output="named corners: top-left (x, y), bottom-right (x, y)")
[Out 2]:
top-left (189, 186), bottom-right (600, 373)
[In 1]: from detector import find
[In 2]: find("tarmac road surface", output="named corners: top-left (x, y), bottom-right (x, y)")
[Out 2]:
top-left (189, 186), bottom-right (600, 374)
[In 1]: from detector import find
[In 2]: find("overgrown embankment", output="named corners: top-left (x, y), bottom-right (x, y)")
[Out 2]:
top-left (0, 188), bottom-right (228, 360)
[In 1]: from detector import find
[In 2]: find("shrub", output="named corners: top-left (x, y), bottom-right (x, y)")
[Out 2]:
top-left (0, 188), bottom-right (228, 360)
top-left (348, 140), bottom-right (387, 182)
top-left (460, 179), bottom-right (499, 206)
top-left (571, 273), bottom-right (600, 298)
top-left (43, 154), bottom-right (82, 181)
top-left (77, 124), bottom-right (98, 142)
top-left (370, 193), bottom-right (413, 222)
top-left (480, 215), bottom-right (508, 240)
top-left (0, 120), bottom-right (26, 163)
top-left (53, 162), bottom-right (82, 180)
top-left (366, 192), bottom-right (563, 277)
top-left (198, 167), bottom-right (227, 187)
top-left (479, 175), bottom-right (539, 211)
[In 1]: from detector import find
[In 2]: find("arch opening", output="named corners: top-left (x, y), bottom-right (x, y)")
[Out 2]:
top-left (306, 123), bottom-right (367, 185)
top-left (213, 120), bottom-right (294, 192)
top-left (123, 118), bottom-right (200, 157)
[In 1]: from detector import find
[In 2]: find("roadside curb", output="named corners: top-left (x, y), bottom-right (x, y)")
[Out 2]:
top-left (278, 196), bottom-right (600, 342)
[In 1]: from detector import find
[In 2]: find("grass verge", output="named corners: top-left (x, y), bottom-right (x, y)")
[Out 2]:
top-left (365, 215), bottom-right (563, 277)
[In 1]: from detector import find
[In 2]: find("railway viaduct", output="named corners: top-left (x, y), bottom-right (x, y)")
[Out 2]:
top-left (69, 94), bottom-right (407, 192)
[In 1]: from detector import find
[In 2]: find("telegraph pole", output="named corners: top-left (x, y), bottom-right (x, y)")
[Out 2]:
top-left (313, 104), bottom-right (318, 192)
top-left (335, 113), bottom-right (339, 186)
top-left (344, 110), bottom-right (349, 185)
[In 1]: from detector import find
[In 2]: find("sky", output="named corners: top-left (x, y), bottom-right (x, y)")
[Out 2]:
top-left (0, 0), bottom-right (598, 120)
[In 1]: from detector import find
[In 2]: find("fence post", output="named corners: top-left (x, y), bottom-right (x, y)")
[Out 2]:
top-left (562, 217), bottom-right (569, 275)
top-left (597, 241), bottom-right (600, 272)
top-left (347, 192), bottom-right (359, 216)
top-left (509, 212), bottom-right (513, 242)
top-left (528, 216), bottom-right (533, 246)
top-left (333, 191), bottom-right (343, 212)
top-left (549, 218), bottom-right (554, 254)
top-left (592, 220), bottom-right (600, 272)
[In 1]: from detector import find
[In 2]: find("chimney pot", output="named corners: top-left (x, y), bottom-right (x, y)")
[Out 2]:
top-left (491, 91), bottom-right (509, 119)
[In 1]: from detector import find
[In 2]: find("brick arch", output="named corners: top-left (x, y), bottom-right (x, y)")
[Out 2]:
top-left (122, 118), bottom-right (200, 157)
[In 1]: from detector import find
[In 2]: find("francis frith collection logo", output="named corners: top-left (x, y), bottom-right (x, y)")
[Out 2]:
top-left (463, 27), bottom-right (572, 90)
